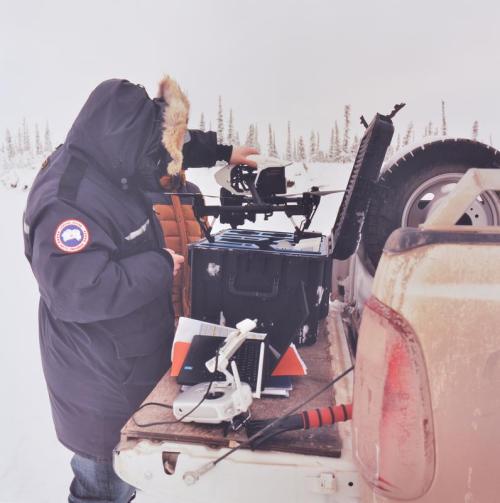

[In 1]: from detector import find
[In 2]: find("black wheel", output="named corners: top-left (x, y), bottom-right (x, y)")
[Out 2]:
top-left (363, 139), bottom-right (500, 270)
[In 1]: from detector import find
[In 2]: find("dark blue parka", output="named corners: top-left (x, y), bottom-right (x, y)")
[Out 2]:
top-left (23, 79), bottom-right (220, 460)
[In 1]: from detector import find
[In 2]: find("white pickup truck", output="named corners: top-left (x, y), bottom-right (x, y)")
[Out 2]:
top-left (114, 125), bottom-right (500, 503)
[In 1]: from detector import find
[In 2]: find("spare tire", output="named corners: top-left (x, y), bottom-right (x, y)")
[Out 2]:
top-left (362, 138), bottom-right (500, 270)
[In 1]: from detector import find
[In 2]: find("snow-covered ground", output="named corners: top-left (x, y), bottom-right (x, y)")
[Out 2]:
top-left (0, 152), bottom-right (45, 192)
top-left (0, 162), bottom-right (351, 503)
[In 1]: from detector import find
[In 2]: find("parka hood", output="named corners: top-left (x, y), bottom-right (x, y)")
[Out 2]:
top-left (66, 79), bottom-right (160, 184)
top-left (65, 77), bottom-right (190, 187)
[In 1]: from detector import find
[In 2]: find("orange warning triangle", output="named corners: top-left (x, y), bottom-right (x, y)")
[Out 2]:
top-left (171, 341), bottom-right (306, 377)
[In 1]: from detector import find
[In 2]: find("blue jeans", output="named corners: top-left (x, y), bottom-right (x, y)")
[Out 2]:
top-left (69, 454), bottom-right (136, 503)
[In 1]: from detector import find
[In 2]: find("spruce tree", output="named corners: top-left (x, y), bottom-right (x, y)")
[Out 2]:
top-left (285, 121), bottom-right (292, 161)
top-left (334, 121), bottom-right (342, 162)
top-left (234, 131), bottom-right (241, 146)
top-left (293, 139), bottom-right (297, 161)
top-left (297, 136), bottom-right (306, 161)
top-left (441, 100), bottom-right (447, 136)
top-left (266, 125), bottom-right (278, 157)
top-left (350, 135), bottom-right (359, 159)
top-left (227, 109), bottom-right (234, 144)
top-left (217, 96), bottom-right (224, 143)
top-left (199, 113), bottom-right (206, 131)
top-left (17, 127), bottom-right (23, 154)
top-left (44, 122), bottom-right (53, 152)
top-left (309, 130), bottom-right (316, 160)
top-left (35, 124), bottom-right (42, 155)
top-left (328, 128), bottom-right (335, 161)
top-left (342, 105), bottom-right (351, 160)
top-left (5, 129), bottom-right (15, 159)
top-left (23, 118), bottom-right (31, 153)
top-left (245, 124), bottom-right (255, 148)
top-left (396, 133), bottom-right (401, 151)
top-left (472, 120), bottom-right (479, 141)
top-left (254, 124), bottom-right (261, 152)
top-left (403, 122), bottom-right (414, 146)
top-left (267, 124), bottom-right (274, 156)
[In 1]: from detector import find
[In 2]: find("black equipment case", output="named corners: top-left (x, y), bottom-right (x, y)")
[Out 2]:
top-left (189, 229), bottom-right (330, 345)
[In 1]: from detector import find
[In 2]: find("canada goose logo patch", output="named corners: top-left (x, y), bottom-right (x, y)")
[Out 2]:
top-left (54, 219), bottom-right (90, 253)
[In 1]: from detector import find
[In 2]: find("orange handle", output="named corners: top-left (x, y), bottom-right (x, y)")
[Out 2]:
top-left (302, 403), bottom-right (353, 429)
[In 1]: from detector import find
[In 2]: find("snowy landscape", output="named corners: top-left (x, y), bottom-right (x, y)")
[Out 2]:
top-left (0, 104), bottom-right (489, 502)
top-left (3, 0), bottom-right (500, 499)
top-left (0, 154), bottom-right (351, 502)
top-left (0, 98), bottom-right (485, 193)
top-left (0, 87), bottom-right (494, 503)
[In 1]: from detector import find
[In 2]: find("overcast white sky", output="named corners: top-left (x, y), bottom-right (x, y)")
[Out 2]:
top-left (2, 0), bottom-right (500, 151)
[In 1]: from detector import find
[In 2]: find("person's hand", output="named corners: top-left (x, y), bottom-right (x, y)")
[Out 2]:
top-left (165, 248), bottom-right (185, 276)
top-left (230, 146), bottom-right (260, 168)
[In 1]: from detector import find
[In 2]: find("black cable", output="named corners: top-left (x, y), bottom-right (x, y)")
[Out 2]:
top-left (135, 401), bottom-right (172, 411)
top-left (249, 427), bottom-right (291, 449)
top-left (131, 348), bottom-right (222, 428)
top-left (211, 365), bottom-right (354, 467)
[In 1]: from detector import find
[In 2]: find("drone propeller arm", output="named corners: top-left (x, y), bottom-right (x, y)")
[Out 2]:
top-left (193, 195), bottom-right (321, 241)
top-left (205, 319), bottom-right (258, 375)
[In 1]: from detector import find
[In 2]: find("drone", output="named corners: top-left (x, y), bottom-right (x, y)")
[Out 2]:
top-left (171, 155), bottom-right (344, 242)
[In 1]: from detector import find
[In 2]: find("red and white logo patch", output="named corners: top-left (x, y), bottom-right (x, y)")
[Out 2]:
top-left (54, 219), bottom-right (90, 253)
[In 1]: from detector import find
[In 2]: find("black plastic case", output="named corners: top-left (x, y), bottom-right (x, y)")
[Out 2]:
top-left (189, 229), bottom-right (330, 346)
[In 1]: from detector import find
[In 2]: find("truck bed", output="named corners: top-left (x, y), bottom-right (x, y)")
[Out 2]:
top-left (114, 307), bottom-right (360, 503)
top-left (120, 320), bottom-right (342, 457)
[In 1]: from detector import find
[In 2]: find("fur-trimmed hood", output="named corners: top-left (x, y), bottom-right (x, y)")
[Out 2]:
top-left (157, 75), bottom-right (190, 177)
top-left (65, 79), bottom-right (158, 183)
top-left (64, 77), bottom-right (190, 187)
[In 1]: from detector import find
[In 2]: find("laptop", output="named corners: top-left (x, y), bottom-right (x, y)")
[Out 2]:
top-left (177, 282), bottom-right (309, 391)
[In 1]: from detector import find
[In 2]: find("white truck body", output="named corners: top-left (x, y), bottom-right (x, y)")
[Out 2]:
top-left (114, 304), bottom-right (359, 502)
top-left (114, 168), bottom-right (500, 502)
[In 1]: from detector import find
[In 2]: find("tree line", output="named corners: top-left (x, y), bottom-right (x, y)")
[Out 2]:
top-left (203, 99), bottom-right (361, 163)
top-left (1, 101), bottom-right (489, 167)
top-left (1, 120), bottom-right (53, 160)
top-left (204, 98), bottom-right (489, 163)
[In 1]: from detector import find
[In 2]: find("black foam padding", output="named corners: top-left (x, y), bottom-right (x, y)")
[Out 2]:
top-left (331, 113), bottom-right (394, 260)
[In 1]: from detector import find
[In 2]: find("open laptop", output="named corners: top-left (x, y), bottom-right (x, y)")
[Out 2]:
top-left (177, 282), bottom-right (309, 391)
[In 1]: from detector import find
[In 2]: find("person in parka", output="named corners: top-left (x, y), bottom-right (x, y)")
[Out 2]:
top-left (23, 76), bottom-right (258, 502)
